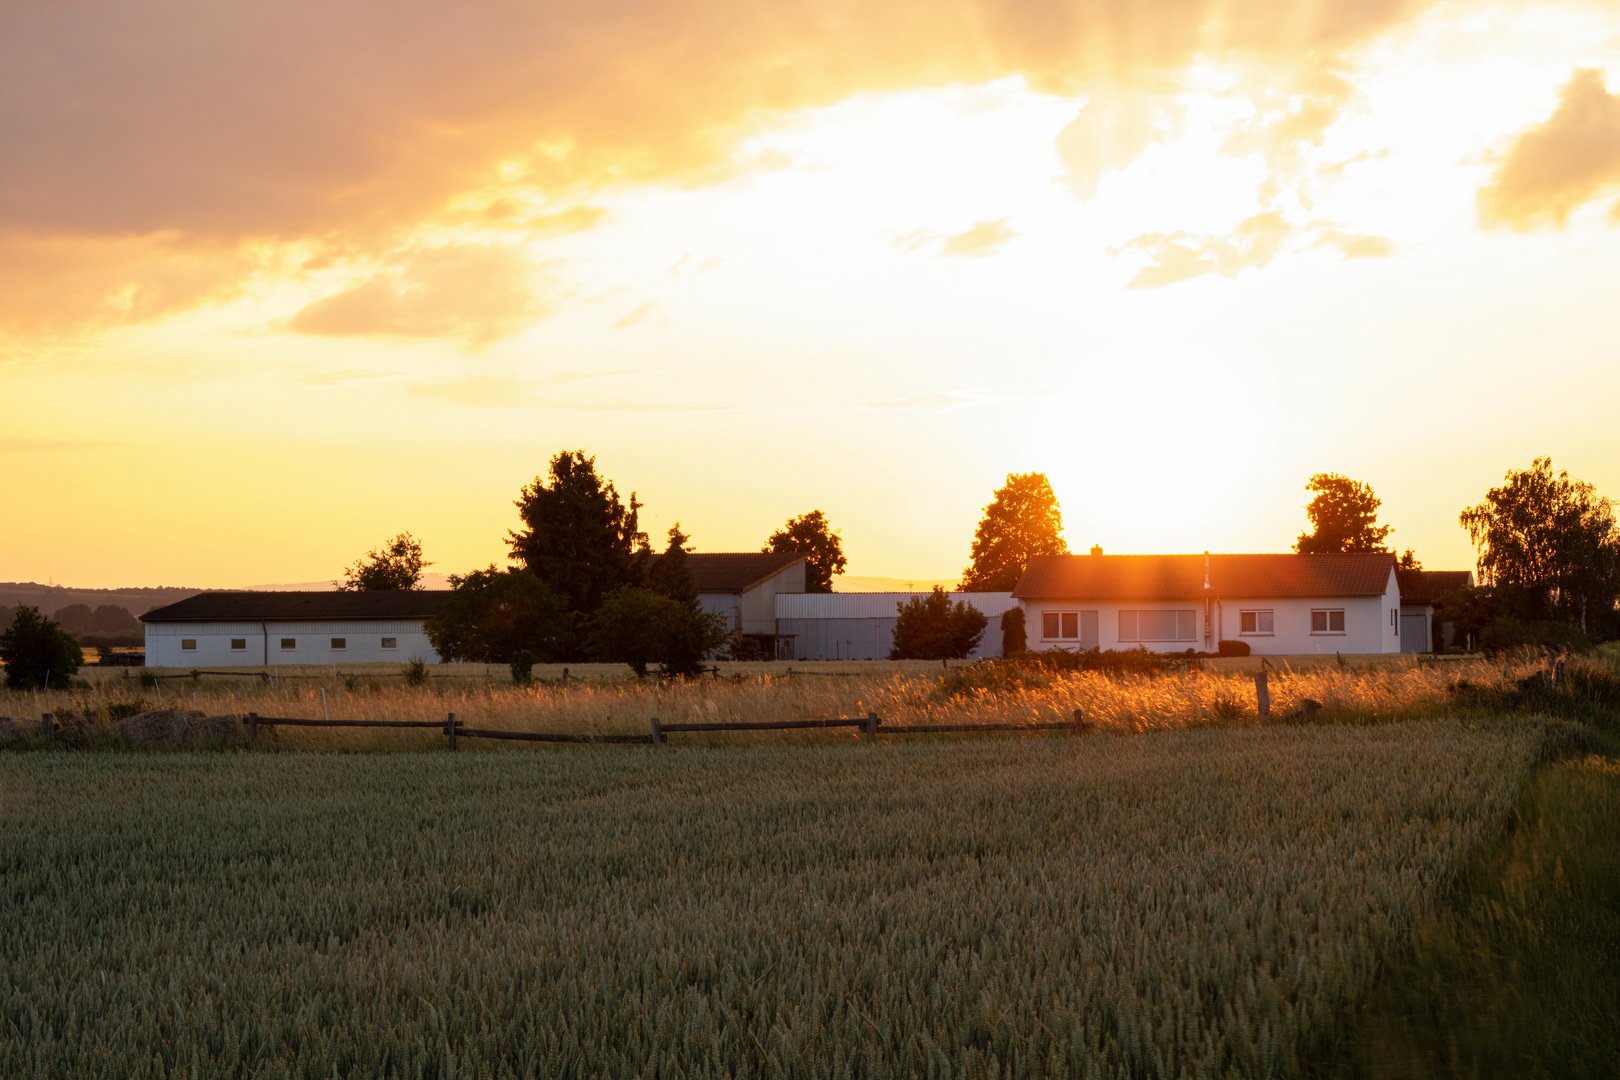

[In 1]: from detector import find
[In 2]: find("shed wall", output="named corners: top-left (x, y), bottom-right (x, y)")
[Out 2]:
top-left (144, 620), bottom-right (440, 667)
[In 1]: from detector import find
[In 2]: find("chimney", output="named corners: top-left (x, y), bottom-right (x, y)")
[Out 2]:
top-left (1203, 550), bottom-right (1210, 589)
top-left (1090, 544), bottom-right (1103, 556)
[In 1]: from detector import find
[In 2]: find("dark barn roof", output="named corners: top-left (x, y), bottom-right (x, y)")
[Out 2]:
top-left (647, 552), bottom-right (807, 593)
top-left (140, 591), bottom-right (450, 623)
top-left (1012, 553), bottom-right (1398, 600)
top-left (1397, 570), bottom-right (1476, 605)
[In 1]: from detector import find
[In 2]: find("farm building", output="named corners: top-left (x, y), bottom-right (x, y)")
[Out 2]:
top-left (773, 592), bottom-right (1018, 660)
top-left (141, 591), bottom-right (448, 667)
top-left (1012, 551), bottom-right (1405, 656)
top-left (651, 551), bottom-right (809, 654)
top-left (1397, 569), bottom-right (1476, 653)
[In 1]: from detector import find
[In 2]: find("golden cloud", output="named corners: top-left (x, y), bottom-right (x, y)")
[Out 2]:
top-left (1479, 68), bottom-right (1620, 230)
top-left (941, 220), bottom-right (1018, 257)
top-left (0, 0), bottom-right (1436, 334)
top-left (286, 243), bottom-right (554, 346)
top-left (1055, 84), bottom-right (1184, 200)
top-left (1113, 212), bottom-right (1292, 288)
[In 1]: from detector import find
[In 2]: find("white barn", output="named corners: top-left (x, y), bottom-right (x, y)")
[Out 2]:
top-left (1012, 552), bottom-right (1403, 656)
top-left (141, 591), bottom-right (448, 667)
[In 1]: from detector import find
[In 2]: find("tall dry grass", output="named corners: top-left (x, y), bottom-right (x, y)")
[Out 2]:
top-left (0, 654), bottom-right (1563, 750)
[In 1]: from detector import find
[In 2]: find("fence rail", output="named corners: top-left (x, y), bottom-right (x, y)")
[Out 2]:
top-left (238, 710), bottom-right (1092, 749)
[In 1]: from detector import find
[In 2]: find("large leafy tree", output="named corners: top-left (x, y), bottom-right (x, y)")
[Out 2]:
top-left (960, 473), bottom-right (1068, 592)
top-left (1459, 457), bottom-right (1619, 633)
top-left (424, 567), bottom-right (571, 663)
top-left (1, 605), bottom-right (84, 690)
top-left (762, 510), bottom-right (847, 593)
top-left (1293, 473), bottom-right (1394, 554)
top-left (507, 450), bottom-right (649, 615)
top-left (337, 532), bottom-right (431, 591)
top-left (889, 587), bottom-right (988, 660)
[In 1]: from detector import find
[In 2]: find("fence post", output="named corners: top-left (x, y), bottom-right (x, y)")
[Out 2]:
top-left (247, 711), bottom-right (258, 748)
top-left (1072, 708), bottom-right (1086, 735)
top-left (1255, 671), bottom-right (1270, 720)
top-left (446, 712), bottom-right (456, 750)
top-left (649, 716), bottom-right (663, 747)
top-left (41, 712), bottom-right (53, 742)
top-left (865, 712), bottom-right (880, 741)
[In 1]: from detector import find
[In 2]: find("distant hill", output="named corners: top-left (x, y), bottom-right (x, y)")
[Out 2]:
top-left (0, 582), bottom-right (207, 617)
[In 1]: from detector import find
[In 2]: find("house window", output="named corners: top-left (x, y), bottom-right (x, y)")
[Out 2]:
top-left (230, 639), bottom-right (247, 650)
top-left (331, 638), bottom-right (346, 650)
top-left (1311, 610), bottom-right (1346, 634)
top-left (1119, 609), bottom-right (1197, 642)
top-left (181, 639), bottom-right (196, 651)
top-left (1239, 610), bottom-right (1274, 635)
top-left (381, 637), bottom-right (397, 649)
top-left (280, 638), bottom-right (296, 650)
top-left (1042, 612), bottom-right (1081, 639)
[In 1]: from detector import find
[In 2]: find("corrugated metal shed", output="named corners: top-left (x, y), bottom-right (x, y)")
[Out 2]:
top-left (773, 592), bottom-right (1016, 661)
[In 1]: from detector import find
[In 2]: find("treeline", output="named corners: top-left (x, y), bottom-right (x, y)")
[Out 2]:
top-left (0, 602), bottom-right (141, 650)
top-left (339, 451), bottom-right (848, 676)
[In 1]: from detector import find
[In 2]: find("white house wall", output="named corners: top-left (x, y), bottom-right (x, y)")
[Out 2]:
top-left (1023, 593), bottom-right (1402, 656)
top-left (738, 562), bottom-right (806, 635)
top-left (145, 620), bottom-right (440, 667)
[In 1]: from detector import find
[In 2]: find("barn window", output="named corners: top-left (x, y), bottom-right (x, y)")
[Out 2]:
top-left (230, 639), bottom-right (246, 650)
top-left (381, 637), bottom-right (397, 649)
top-left (180, 639), bottom-right (196, 651)
top-left (280, 638), bottom-right (296, 650)
top-left (1119, 610), bottom-right (1197, 642)
top-left (1239, 610), bottom-right (1274, 635)
top-left (331, 638), bottom-right (346, 650)
top-left (1311, 610), bottom-right (1345, 633)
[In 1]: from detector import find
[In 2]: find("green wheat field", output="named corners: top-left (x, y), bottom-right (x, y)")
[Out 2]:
top-left (0, 719), bottom-right (1555, 1079)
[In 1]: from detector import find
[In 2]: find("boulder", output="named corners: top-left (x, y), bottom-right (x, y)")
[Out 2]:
top-left (113, 709), bottom-right (207, 748)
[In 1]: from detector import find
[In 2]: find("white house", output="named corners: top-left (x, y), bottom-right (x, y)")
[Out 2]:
top-left (141, 591), bottom-right (448, 667)
top-left (1012, 551), bottom-right (1403, 656)
top-left (773, 592), bottom-right (1018, 661)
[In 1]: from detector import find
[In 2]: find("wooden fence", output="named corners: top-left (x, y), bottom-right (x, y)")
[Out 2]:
top-left (240, 709), bottom-right (1095, 749)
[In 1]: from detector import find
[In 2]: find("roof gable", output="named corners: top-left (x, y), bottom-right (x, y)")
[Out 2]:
top-left (1012, 553), bottom-right (1399, 600)
top-left (648, 551), bottom-right (807, 593)
top-left (141, 591), bottom-right (449, 622)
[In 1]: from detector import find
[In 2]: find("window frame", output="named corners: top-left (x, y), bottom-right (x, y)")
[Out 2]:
top-left (1310, 609), bottom-right (1346, 634)
top-left (1239, 609), bottom-right (1275, 636)
top-left (330, 637), bottom-right (346, 651)
top-left (280, 638), bottom-right (297, 651)
top-left (380, 637), bottom-right (397, 650)
top-left (1118, 609), bottom-right (1198, 643)
top-left (180, 639), bottom-right (197, 651)
top-left (1041, 611), bottom-right (1082, 641)
top-left (230, 638), bottom-right (247, 651)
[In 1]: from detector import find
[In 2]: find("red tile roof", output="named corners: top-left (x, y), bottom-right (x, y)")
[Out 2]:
top-left (1011, 553), bottom-right (1398, 600)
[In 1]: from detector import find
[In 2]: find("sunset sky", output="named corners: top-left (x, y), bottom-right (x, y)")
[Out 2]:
top-left (4, 0), bottom-right (1620, 589)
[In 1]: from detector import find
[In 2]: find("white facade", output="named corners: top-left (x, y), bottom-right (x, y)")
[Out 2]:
top-left (700, 560), bottom-right (808, 636)
top-left (1022, 569), bottom-right (1403, 656)
top-left (145, 619), bottom-right (440, 667)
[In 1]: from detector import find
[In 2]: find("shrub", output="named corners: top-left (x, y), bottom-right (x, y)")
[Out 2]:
top-left (426, 566), bottom-right (572, 663)
top-left (1, 606), bottom-right (84, 690)
top-left (1478, 617), bottom-right (1591, 655)
top-left (402, 658), bottom-right (430, 687)
top-left (1217, 639), bottom-right (1250, 657)
top-left (723, 634), bottom-right (768, 662)
top-left (586, 587), bottom-right (728, 678)
top-left (999, 607), bottom-right (1026, 655)
top-left (509, 649), bottom-right (538, 686)
top-left (889, 587), bottom-right (988, 660)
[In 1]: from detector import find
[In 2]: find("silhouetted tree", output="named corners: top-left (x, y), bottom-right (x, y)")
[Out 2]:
top-left (1, 606), bottom-right (83, 690)
top-left (762, 510), bottom-right (847, 593)
top-left (961, 473), bottom-right (1068, 592)
top-left (649, 524), bottom-right (700, 608)
top-left (424, 567), bottom-right (570, 663)
top-left (585, 588), bottom-right (689, 678)
top-left (890, 587), bottom-right (987, 660)
top-left (51, 603), bottom-right (95, 634)
top-left (507, 451), bottom-right (649, 615)
top-left (1294, 474), bottom-right (1394, 553)
top-left (337, 532), bottom-right (431, 591)
top-left (1459, 457), bottom-right (1619, 634)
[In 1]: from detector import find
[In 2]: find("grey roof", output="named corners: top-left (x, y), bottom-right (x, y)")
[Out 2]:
top-left (140, 591), bottom-right (449, 623)
top-left (648, 552), bottom-right (807, 593)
